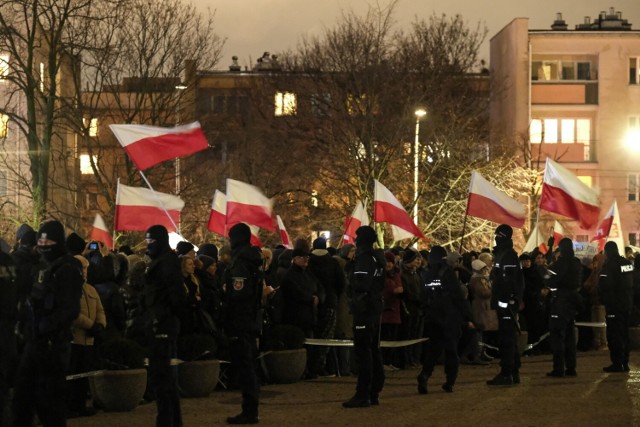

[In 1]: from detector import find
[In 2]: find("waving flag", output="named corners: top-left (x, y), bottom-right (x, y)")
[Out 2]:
top-left (277, 215), bottom-right (292, 249)
top-left (523, 224), bottom-right (547, 254)
top-left (466, 171), bottom-right (525, 228)
top-left (551, 220), bottom-right (565, 246)
top-left (343, 199), bottom-right (369, 244)
top-left (114, 183), bottom-right (184, 232)
top-left (226, 179), bottom-right (275, 231)
top-left (207, 189), bottom-right (263, 246)
top-left (110, 121), bottom-right (208, 171)
top-left (591, 200), bottom-right (624, 252)
top-left (89, 213), bottom-right (114, 249)
top-left (539, 159), bottom-right (600, 229)
top-left (374, 180), bottom-right (425, 241)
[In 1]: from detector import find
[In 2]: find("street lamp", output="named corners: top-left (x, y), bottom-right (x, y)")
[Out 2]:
top-left (414, 109), bottom-right (427, 233)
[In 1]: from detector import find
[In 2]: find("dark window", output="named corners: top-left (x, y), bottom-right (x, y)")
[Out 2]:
top-left (577, 63), bottom-right (591, 80)
top-left (629, 233), bottom-right (637, 247)
top-left (629, 174), bottom-right (637, 201)
top-left (213, 96), bottom-right (225, 114)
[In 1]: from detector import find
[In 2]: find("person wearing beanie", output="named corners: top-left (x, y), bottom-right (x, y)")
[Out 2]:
top-left (11, 229), bottom-right (39, 301)
top-left (197, 243), bottom-right (218, 262)
top-left (542, 238), bottom-right (582, 378)
top-left (143, 224), bottom-right (186, 426)
top-left (13, 220), bottom-right (84, 426)
top-left (175, 241), bottom-right (195, 258)
top-left (468, 258), bottom-right (497, 364)
top-left (400, 248), bottom-right (423, 369)
top-left (222, 223), bottom-right (264, 424)
top-left (599, 241), bottom-right (634, 372)
top-left (486, 224), bottom-right (524, 387)
top-left (417, 245), bottom-right (474, 394)
top-left (66, 232), bottom-right (86, 256)
top-left (342, 226), bottom-right (385, 408)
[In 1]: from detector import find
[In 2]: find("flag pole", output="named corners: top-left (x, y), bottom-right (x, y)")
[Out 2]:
top-left (459, 211), bottom-right (469, 253)
top-left (138, 171), bottom-right (182, 237)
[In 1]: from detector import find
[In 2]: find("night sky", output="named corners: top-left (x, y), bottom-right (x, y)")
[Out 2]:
top-left (194, 0), bottom-right (640, 70)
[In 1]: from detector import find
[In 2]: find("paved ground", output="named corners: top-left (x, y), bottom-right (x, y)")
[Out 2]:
top-left (69, 349), bottom-right (639, 426)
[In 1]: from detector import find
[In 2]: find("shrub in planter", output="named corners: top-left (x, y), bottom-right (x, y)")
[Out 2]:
top-left (266, 324), bottom-right (306, 351)
top-left (177, 334), bottom-right (220, 397)
top-left (91, 338), bottom-right (147, 412)
top-left (263, 325), bottom-right (307, 384)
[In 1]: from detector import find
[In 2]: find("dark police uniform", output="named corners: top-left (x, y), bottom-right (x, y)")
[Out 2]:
top-left (343, 226), bottom-right (385, 408)
top-left (13, 221), bottom-right (83, 427)
top-left (544, 238), bottom-right (582, 377)
top-left (418, 246), bottom-right (472, 394)
top-left (0, 250), bottom-right (17, 425)
top-left (599, 241), bottom-right (634, 372)
top-left (223, 223), bottom-right (263, 425)
top-left (487, 224), bottom-right (524, 386)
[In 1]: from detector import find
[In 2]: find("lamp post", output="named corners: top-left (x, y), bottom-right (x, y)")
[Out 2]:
top-left (414, 109), bottom-right (427, 233)
top-left (174, 84), bottom-right (187, 194)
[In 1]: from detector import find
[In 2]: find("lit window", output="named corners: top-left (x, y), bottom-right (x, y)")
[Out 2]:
top-left (543, 119), bottom-right (558, 143)
top-left (577, 175), bottom-right (592, 187)
top-left (0, 55), bottom-right (8, 80)
top-left (80, 154), bottom-right (97, 175)
top-left (561, 119), bottom-right (575, 143)
top-left (531, 118), bottom-right (591, 146)
top-left (577, 119), bottom-right (591, 143)
top-left (83, 118), bottom-right (98, 137)
top-left (530, 119), bottom-right (542, 143)
top-left (0, 114), bottom-right (8, 138)
top-left (274, 92), bottom-right (297, 116)
top-left (532, 60), bottom-right (591, 81)
top-left (630, 58), bottom-right (640, 85)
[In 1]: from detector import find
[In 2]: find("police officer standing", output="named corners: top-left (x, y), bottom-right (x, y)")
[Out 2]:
top-left (143, 225), bottom-right (186, 427)
top-left (223, 223), bottom-right (264, 425)
top-left (342, 225), bottom-right (385, 408)
top-left (599, 241), bottom-right (634, 372)
top-left (486, 224), bottom-right (524, 386)
top-left (417, 246), bottom-right (473, 394)
top-left (12, 220), bottom-right (84, 426)
top-left (543, 238), bottom-right (582, 377)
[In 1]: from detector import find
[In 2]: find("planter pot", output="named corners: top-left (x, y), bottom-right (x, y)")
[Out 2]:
top-left (178, 360), bottom-right (220, 397)
top-left (629, 327), bottom-right (640, 350)
top-left (90, 369), bottom-right (147, 412)
top-left (264, 349), bottom-right (306, 384)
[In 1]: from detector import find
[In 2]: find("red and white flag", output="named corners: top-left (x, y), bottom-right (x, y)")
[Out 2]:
top-left (343, 199), bottom-right (369, 244)
top-left (226, 179), bottom-right (275, 231)
top-left (207, 189), bottom-right (263, 246)
top-left (591, 200), bottom-right (624, 252)
top-left (276, 215), bottom-right (292, 249)
top-left (466, 171), bottom-right (525, 228)
top-left (109, 121), bottom-right (208, 171)
top-left (374, 180), bottom-right (425, 241)
top-left (523, 224), bottom-right (548, 254)
top-left (551, 220), bottom-right (565, 246)
top-left (539, 159), bottom-right (600, 229)
top-left (114, 183), bottom-right (184, 232)
top-left (89, 213), bottom-right (114, 249)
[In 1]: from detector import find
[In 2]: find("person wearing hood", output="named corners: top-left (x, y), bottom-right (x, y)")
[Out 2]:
top-left (486, 224), bottom-right (524, 387)
top-left (342, 226), bottom-right (385, 408)
top-left (599, 241), bottom-right (634, 373)
top-left (12, 220), bottom-right (84, 426)
top-left (222, 223), bottom-right (264, 425)
top-left (542, 238), bottom-right (582, 377)
top-left (417, 246), bottom-right (474, 394)
top-left (143, 224), bottom-right (186, 427)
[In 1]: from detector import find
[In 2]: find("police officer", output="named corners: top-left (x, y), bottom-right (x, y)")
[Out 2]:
top-left (143, 225), bottom-right (186, 427)
top-left (12, 220), bottom-right (84, 426)
top-left (0, 245), bottom-right (17, 425)
top-left (223, 223), bottom-right (263, 425)
top-left (543, 238), bottom-right (582, 377)
top-left (599, 241), bottom-right (634, 372)
top-left (486, 224), bottom-right (524, 386)
top-left (417, 246), bottom-right (473, 394)
top-left (342, 225), bottom-right (385, 408)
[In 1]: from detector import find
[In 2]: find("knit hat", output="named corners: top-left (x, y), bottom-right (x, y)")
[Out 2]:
top-left (197, 243), bottom-right (218, 261)
top-left (428, 246), bottom-right (447, 265)
top-left (292, 247), bottom-right (310, 258)
top-left (119, 245), bottom-right (134, 256)
top-left (312, 236), bottom-right (327, 250)
top-left (495, 224), bottom-right (513, 239)
top-left (518, 253), bottom-right (531, 261)
top-left (176, 241), bottom-right (195, 256)
top-left (20, 230), bottom-right (37, 247)
top-left (355, 226), bottom-right (377, 247)
top-left (229, 223), bottom-right (251, 250)
top-left (38, 220), bottom-right (65, 244)
top-left (198, 255), bottom-right (216, 271)
top-left (145, 225), bottom-right (169, 245)
top-left (403, 248), bottom-right (418, 264)
top-left (478, 252), bottom-right (493, 266)
top-left (446, 251), bottom-right (462, 267)
top-left (16, 223), bottom-right (34, 242)
top-left (66, 232), bottom-right (86, 255)
top-left (472, 259), bottom-right (487, 272)
top-left (384, 251), bottom-right (396, 264)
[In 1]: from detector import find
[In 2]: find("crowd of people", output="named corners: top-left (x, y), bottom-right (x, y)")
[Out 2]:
top-left (0, 220), bottom-right (637, 426)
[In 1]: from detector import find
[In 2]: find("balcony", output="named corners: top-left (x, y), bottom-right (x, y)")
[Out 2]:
top-left (531, 82), bottom-right (598, 105)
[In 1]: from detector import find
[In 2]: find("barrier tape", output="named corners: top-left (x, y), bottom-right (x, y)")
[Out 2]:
top-left (304, 338), bottom-right (428, 348)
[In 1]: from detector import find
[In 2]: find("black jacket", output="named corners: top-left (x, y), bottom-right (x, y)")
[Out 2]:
top-left (490, 243), bottom-right (524, 312)
top-left (281, 263), bottom-right (319, 331)
top-left (222, 245), bottom-right (263, 336)
top-left (349, 246), bottom-right (385, 323)
top-left (599, 254), bottom-right (634, 313)
top-left (422, 263), bottom-right (472, 330)
top-left (546, 255), bottom-right (583, 317)
top-left (308, 249), bottom-right (346, 310)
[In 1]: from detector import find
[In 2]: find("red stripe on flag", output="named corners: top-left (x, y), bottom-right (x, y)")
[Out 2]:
top-left (466, 193), bottom-right (525, 228)
top-left (374, 201), bottom-right (424, 238)
top-left (227, 202), bottom-right (275, 231)
top-left (591, 216), bottom-right (613, 242)
top-left (90, 228), bottom-right (113, 249)
top-left (114, 205), bottom-right (180, 232)
top-left (123, 127), bottom-right (208, 170)
top-left (207, 209), bottom-right (226, 236)
top-left (540, 183), bottom-right (599, 229)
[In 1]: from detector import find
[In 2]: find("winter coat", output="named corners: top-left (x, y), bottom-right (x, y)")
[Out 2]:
top-left (71, 283), bottom-right (106, 346)
top-left (308, 249), bottom-right (346, 310)
top-left (381, 267), bottom-right (402, 325)
top-left (281, 264), bottom-right (319, 331)
top-left (469, 274), bottom-right (498, 331)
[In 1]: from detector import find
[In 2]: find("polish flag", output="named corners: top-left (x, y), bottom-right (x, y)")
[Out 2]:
top-left (539, 159), bottom-right (600, 229)
top-left (114, 183), bottom-right (184, 232)
top-left (466, 171), bottom-right (526, 228)
top-left (276, 215), bottom-right (292, 249)
top-left (109, 122), bottom-right (208, 171)
top-left (226, 179), bottom-right (275, 231)
top-left (591, 200), bottom-right (624, 252)
top-left (373, 180), bottom-right (425, 241)
top-left (207, 190), bottom-right (263, 246)
top-left (523, 224), bottom-right (548, 254)
top-left (343, 199), bottom-right (369, 244)
top-left (551, 220), bottom-right (565, 246)
top-left (89, 213), bottom-right (114, 249)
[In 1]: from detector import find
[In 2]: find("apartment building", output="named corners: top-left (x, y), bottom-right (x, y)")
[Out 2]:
top-left (490, 8), bottom-right (640, 245)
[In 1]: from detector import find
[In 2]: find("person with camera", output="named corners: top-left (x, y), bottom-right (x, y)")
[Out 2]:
top-left (12, 220), bottom-right (84, 426)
